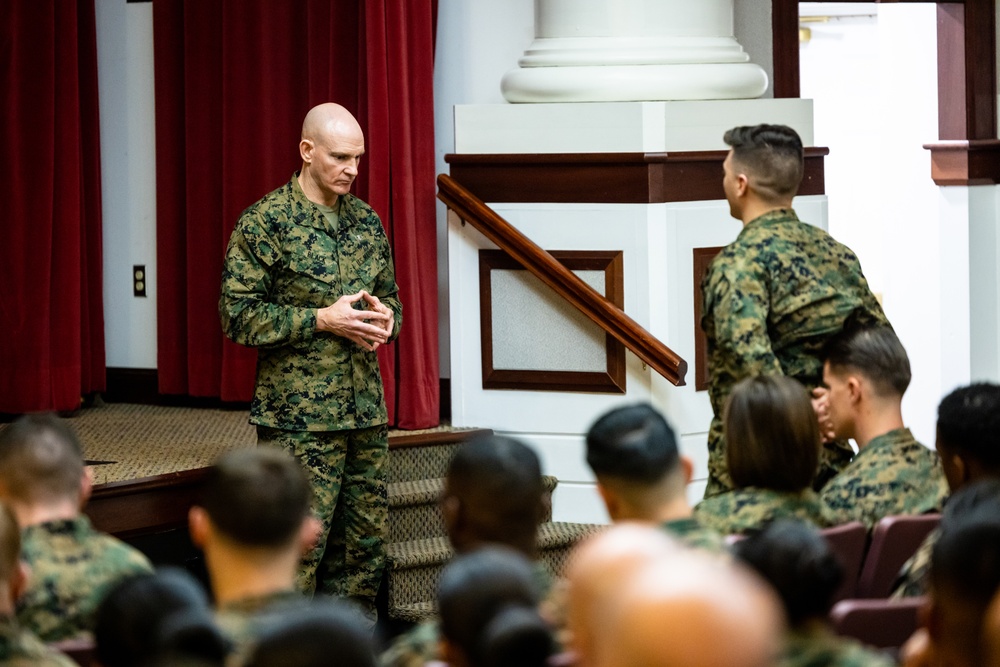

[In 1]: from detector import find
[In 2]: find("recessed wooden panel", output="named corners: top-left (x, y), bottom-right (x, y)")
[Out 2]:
top-left (479, 250), bottom-right (626, 393)
top-left (693, 246), bottom-right (725, 392)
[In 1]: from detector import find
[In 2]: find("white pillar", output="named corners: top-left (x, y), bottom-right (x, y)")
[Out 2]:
top-left (502, 0), bottom-right (768, 103)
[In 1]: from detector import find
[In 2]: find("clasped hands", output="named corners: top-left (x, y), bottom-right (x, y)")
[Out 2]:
top-left (316, 290), bottom-right (394, 351)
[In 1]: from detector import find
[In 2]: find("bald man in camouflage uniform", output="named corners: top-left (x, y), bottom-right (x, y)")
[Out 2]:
top-left (702, 124), bottom-right (887, 498)
top-left (220, 103), bottom-right (401, 621)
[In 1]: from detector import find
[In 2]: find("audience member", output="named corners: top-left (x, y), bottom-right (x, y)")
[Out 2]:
top-left (188, 448), bottom-right (318, 650)
top-left (94, 567), bottom-right (229, 667)
top-left (0, 502), bottom-right (75, 666)
top-left (380, 434), bottom-right (549, 667)
top-left (244, 600), bottom-right (377, 667)
top-left (438, 547), bottom-right (554, 667)
top-left (0, 413), bottom-right (152, 641)
top-left (895, 383), bottom-right (1000, 597)
top-left (901, 503), bottom-right (1000, 667)
top-left (594, 535), bottom-right (784, 667)
top-left (586, 403), bottom-right (723, 550)
top-left (565, 523), bottom-right (679, 667)
top-left (818, 314), bottom-right (947, 527)
top-left (734, 520), bottom-right (894, 667)
top-left (695, 375), bottom-right (832, 534)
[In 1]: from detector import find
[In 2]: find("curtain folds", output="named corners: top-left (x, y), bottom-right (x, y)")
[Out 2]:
top-left (153, 0), bottom-right (439, 428)
top-left (0, 0), bottom-right (106, 413)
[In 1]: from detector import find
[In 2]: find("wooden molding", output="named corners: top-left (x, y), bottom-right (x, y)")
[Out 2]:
top-left (692, 247), bottom-right (725, 392)
top-left (444, 150), bottom-right (828, 204)
top-left (923, 139), bottom-right (1000, 185)
top-left (439, 173), bottom-right (688, 386)
top-left (479, 250), bottom-right (627, 394)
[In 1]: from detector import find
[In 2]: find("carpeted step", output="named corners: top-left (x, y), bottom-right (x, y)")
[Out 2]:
top-left (385, 428), bottom-right (491, 484)
top-left (385, 521), bottom-right (604, 617)
top-left (388, 476), bottom-right (559, 544)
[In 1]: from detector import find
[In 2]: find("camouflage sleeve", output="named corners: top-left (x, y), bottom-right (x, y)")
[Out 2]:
top-left (372, 231), bottom-right (402, 342)
top-left (219, 212), bottom-right (319, 349)
top-left (378, 620), bottom-right (440, 667)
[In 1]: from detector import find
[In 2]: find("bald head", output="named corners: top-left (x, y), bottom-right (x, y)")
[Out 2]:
top-left (986, 590), bottom-right (1000, 667)
top-left (301, 103), bottom-right (362, 143)
top-left (598, 554), bottom-right (784, 667)
top-left (298, 103), bottom-right (365, 207)
top-left (566, 524), bottom-right (679, 667)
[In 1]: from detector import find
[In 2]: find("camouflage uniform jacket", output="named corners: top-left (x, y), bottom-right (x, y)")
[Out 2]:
top-left (661, 516), bottom-right (727, 552)
top-left (0, 615), bottom-right (75, 667)
top-left (701, 208), bottom-right (886, 496)
top-left (891, 527), bottom-right (938, 599)
top-left (216, 589), bottom-right (306, 657)
top-left (820, 428), bottom-right (947, 529)
top-left (694, 487), bottom-right (832, 536)
top-left (779, 625), bottom-right (895, 667)
top-left (220, 174), bottom-right (402, 431)
top-left (17, 516), bottom-right (153, 642)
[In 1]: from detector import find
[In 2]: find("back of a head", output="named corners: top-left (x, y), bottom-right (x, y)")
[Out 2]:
top-left (438, 547), bottom-right (553, 667)
top-left (937, 383), bottom-right (1000, 474)
top-left (200, 448), bottom-right (311, 548)
top-left (445, 435), bottom-right (544, 550)
top-left (598, 551), bottom-right (783, 667)
top-left (0, 413), bottom-right (84, 506)
top-left (0, 503), bottom-right (20, 585)
top-left (821, 309), bottom-right (910, 399)
top-left (723, 124), bottom-right (804, 201)
top-left (95, 567), bottom-right (228, 667)
top-left (724, 375), bottom-right (819, 492)
top-left (245, 601), bottom-right (376, 667)
top-left (585, 403), bottom-right (680, 485)
top-left (732, 520), bottom-right (842, 626)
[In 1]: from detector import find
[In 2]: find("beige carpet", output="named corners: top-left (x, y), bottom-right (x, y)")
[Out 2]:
top-left (1, 403), bottom-right (462, 485)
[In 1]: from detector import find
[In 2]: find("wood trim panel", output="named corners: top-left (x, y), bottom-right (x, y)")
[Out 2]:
top-left (479, 250), bottom-right (627, 394)
top-left (444, 149), bottom-right (828, 204)
top-left (692, 247), bottom-right (725, 392)
top-left (772, 0), bottom-right (801, 98)
top-left (924, 139), bottom-right (1000, 185)
top-left (439, 174), bottom-right (687, 386)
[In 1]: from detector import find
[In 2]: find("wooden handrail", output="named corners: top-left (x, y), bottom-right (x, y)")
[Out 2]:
top-left (437, 173), bottom-right (687, 386)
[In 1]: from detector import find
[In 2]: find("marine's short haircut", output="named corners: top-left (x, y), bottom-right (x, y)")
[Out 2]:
top-left (438, 547), bottom-right (554, 667)
top-left (199, 448), bottom-right (312, 548)
top-left (732, 520), bottom-right (842, 625)
top-left (0, 503), bottom-right (20, 584)
top-left (936, 383), bottom-right (1000, 472)
top-left (0, 412), bottom-right (84, 504)
top-left (822, 309), bottom-right (911, 398)
top-left (725, 375), bottom-right (820, 492)
top-left (246, 601), bottom-right (376, 667)
top-left (585, 403), bottom-right (680, 485)
top-left (723, 124), bottom-right (804, 201)
top-left (445, 434), bottom-right (545, 548)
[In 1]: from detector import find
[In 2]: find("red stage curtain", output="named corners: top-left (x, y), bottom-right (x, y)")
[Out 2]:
top-left (0, 0), bottom-right (106, 413)
top-left (153, 0), bottom-right (439, 428)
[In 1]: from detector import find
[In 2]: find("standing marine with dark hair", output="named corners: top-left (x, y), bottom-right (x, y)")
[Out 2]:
top-left (220, 103), bottom-right (402, 623)
top-left (702, 123), bottom-right (887, 498)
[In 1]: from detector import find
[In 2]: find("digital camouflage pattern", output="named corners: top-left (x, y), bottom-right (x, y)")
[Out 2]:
top-left (220, 174), bottom-right (402, 432)
top-left (660, 516), bottom-right (727, 553)
top-left (694, 487), bottom-right (833, 536)
top-left (779, 627), bottom-right (895, 667)
top-left (257, 424), bottom-right (387, 619)
top-left (17, 517), bottom-right (153, 642)
top-left (701, 208), bottom-right (887, 498)
top-left (891, 528), bottom-right (937, 599)
top-left (216, 589), bottom-right (307, 660)
top-left (0, 616), bottom-right (75, 667)
top-left (820, 428), bottom-right (947, 529)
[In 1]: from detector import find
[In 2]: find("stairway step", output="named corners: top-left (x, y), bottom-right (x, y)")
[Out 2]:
top-left (388, 476), bottom-right (560, 543)
top-left (385, 428), bottom-right (492, 484)
top-left (390, 600), bottom-right (437, 625)
top-left (385, 522), bottom-right (603, 613)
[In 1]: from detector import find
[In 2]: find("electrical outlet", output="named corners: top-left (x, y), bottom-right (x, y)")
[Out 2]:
top-left (133, 265), bottom-right (147, 297)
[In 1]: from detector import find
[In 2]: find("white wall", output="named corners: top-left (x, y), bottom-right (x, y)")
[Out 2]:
top-left (95, 0), bottom-right (158, 369)
top-left (734, 0), bottom-right (774, 98)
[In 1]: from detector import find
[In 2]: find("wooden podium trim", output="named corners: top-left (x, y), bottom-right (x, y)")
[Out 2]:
top-left (924, 139), bottom-right (1000, 185)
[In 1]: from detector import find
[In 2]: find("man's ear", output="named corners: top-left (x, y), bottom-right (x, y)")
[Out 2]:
top-left (299, 138), bottom-right (314, 164)
top-left (78, 467), bottom-right (93, 509)
top-left (679, 455), bottom-right (694, 485)
top-left (10, 561), bottom-right (29, 603)
top-left (189, 506), bottom-right (210, 549)
top-left (595, 481), bottom-right (619, 521)
top-left (847, 375), bottom-right (864, 405)
top-left (736, 173), bottom-right (750, 198)
top-left (299, 516), bottom-right (321, 555)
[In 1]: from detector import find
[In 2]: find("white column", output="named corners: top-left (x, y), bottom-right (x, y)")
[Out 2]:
top-left (502, 0), bottom-right (768, 103)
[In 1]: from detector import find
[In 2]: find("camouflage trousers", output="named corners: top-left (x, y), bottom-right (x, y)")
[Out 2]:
top-left (702, 416), bottom-right (854, 499)
top-left (256, 424), bottom-right (388, 620)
